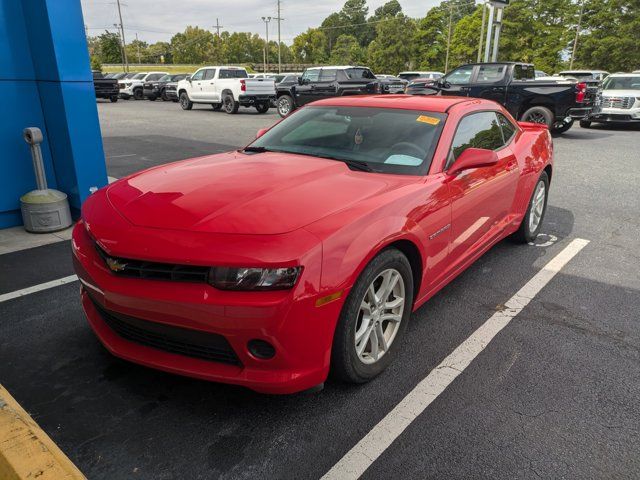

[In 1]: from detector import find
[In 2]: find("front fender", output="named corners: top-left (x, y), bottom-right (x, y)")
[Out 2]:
top-left (312, 213), bottom-right (427, 297)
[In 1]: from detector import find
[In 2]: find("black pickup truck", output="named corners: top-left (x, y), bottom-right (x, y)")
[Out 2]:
top-left (92, 71), bottom-right (119, 103)
top-left (276, 66), bottom-right (380, 117)
top-left (426, 62), bottom-right (594, 133)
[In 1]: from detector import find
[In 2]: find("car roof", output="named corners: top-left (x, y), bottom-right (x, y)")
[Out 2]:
top-left (306, 65), bottom-right (369, 70)
top-left (399, 71), bottom-right (443, 74)
top-left (558, 70), bottom-right (609, 74)
top-left (608, 73), bottom-right (640, 77)
top-left (308, 94), bottom-right (492, 112)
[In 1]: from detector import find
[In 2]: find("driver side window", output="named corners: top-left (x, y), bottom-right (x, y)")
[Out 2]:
top-left (191, 70), bottom-right (205, 81)
top-left (448, 112), bottom-right (504, 166)
top-left (301, 69), bottom-right (320, 83)
top-left (444, 65), bottom-right (474, 85)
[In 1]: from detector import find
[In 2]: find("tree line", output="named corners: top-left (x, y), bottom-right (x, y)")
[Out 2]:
top-left (88, 0), bottom-right (639, 74)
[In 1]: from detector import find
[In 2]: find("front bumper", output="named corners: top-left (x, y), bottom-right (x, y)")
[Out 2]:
top-left (238, 94), bottom-right (276, 106)
top-left (165, 89), bottom-right (178, 100)
top-left (588, 106), bottom-right (640, 123)
top-left (566, 106), bottom-right (592, 119)
top-left (71, 211), bottom-right (340, 394)
top-left (143, 87), bottom-right (160, 98)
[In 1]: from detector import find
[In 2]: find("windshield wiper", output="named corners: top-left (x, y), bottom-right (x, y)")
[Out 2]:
top-left (241, 146), bottom-right (272, 154)
top-left (339, 159), bottom-right (375, 172)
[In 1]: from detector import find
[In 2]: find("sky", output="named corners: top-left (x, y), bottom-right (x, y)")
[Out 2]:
top-left (80, 0), bottom-right (442, 45)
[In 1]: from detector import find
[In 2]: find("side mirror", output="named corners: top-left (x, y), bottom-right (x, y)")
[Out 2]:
top-left (186, 75), bottom-right (192, 82)
top-left (256, 128), bottom-right (268, 138)
top-left (447, 148), bottom-right (498, 176)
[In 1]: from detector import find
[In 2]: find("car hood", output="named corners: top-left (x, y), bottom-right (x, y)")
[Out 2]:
top-left (601, 90), bottom-right (639, 97)
top-left (106, 151), bottom-right (412, 235)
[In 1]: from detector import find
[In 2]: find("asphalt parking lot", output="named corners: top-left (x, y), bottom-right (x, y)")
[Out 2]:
top-left (1, 99), bottom-right (639, 479)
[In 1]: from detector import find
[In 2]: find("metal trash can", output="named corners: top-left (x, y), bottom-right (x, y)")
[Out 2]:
top-left (20, 127), bottom-right (72, 233)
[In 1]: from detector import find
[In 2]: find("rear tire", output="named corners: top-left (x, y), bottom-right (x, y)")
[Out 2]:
top-left (179, 92), bottom-right (193, 110)
top-left (580, 119), bottom-right (592, 128)
top-left (147, 95), bottom-right (157, 101)
top-left (109, 96), bottom-right (118, 103)
top-left (552, 118), bottom-right (573, 134)
top-left (255, 102), bottom-right (269, 114)
top-left (277, 95), bottom-right (295, 117)
top-left (331, 249), bottom-right (414, 384)
top-left (521, 106), bottom-right (554, 129)
top-left (222, 94), bottom-right (239, 114)
top-left (211, 103), bottom-right (222, 111)
top-left (512, 171), bottom-right (549, 243)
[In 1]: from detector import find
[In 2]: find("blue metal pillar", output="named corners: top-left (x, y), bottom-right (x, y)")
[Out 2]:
top-left (0, 0), bottom-right (107, 228)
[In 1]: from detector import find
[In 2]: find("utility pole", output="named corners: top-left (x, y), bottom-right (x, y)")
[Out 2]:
top-left (115, 0), bottom-right (128, 71)
top-left (477, 2), bottom-right (487, 62)
top-left (483, 3), bottom-right (494, 63)
top-left (491, 6), bottom-right (503, 61)
top-left (135, 32), bottom-right (141, 64)
top-left (213, 18), bottom-right (224, 37)
top-left (114, 23), bottom-right (126, 72)
top-left (444, 2), bottom-right (453, 72)
top-left (275, 0), bottom-right (284, 74)
top-left (262, 16), bottom-right (272, 73)
top-left (570, 0), bottom-right (584, 69)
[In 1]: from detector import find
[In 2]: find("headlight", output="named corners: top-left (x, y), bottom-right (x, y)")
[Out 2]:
top-left (208, 266), bottom-right (302, 291)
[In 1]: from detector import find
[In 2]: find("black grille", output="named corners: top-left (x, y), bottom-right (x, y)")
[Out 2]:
top-left (95, 245), bottom-right (210, 283)
top-left (89, 294), bottom-right (241, 366)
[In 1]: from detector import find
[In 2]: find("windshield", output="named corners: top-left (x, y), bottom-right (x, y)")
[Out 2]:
top-left (602, 76), bottom-right (640, 90)
top-left (248, 106), bottom-right (446, 175)
top-left (133, 73), bottom-right (146, 79)
top-left (158, 75), bottom-right (171, 82)
top-left (398, 73), bottom-right (421, 81)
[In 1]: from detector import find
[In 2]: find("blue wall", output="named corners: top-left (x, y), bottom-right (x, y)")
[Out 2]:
top-left (0, 0), bottom-right (108, 228)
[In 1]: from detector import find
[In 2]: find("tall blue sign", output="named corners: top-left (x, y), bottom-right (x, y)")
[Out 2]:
top-left (0, 0), bottom-right (108, 228)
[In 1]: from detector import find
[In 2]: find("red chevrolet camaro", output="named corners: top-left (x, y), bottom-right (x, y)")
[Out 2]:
top-left (72, 95), bottom-right (553, 394)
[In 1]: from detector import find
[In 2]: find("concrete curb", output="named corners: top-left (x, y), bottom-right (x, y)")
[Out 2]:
top-left (0, 384), bottom-right (85, 480)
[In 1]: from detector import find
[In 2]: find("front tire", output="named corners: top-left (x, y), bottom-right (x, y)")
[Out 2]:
top-left (331, 249), bottom-right (414, 384)
top-left (580, 119), bottom-right (592, 128)
top-left (147, 95), bottom-right (157, 101)
top-left (277, 95), bottom-right (295, 117)
top-left (161, 89), bottom-right (168, 101)
top-left (512, 171), bottom-right (549, 243)
top-left (255, 102), bottom-right (269, 114)
top-left (179, 92), bottom-right (193, 110)
top-left (521, 106), bottom-right (554, 129)
top-left (109, 96), bottom-right (118, 103)
top-left (222, 94), bottom-right (239, 114)
top-left (133, 88), bottom-right (144, 100)
top-left (211, 103), bottom-right (222, 111)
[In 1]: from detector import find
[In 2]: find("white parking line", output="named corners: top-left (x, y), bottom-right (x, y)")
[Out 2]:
top-left (107, 154), bottom-right (136, 159)
top-left (322, 238), bottom-right (590, 480)
top-left (0, 275), bottom-right (78, 304)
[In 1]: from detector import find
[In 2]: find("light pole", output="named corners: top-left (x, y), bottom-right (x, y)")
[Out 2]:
top-left (115, 0), bottom-right (128, 71)
top-left (262, 16), bottom-right (271, 73)
top-left (570, 0), bottom-right (585, 69)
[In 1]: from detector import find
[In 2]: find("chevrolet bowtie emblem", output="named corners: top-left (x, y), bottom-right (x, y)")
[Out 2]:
top-left (106, 257), bottom-right (127, 272)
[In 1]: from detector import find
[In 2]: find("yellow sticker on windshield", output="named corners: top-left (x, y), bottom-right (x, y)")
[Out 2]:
top-left (416, 115), bottom-right (440, 125)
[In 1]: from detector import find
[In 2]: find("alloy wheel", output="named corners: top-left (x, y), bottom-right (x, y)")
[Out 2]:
top-left (529, 180), bottom-right (546, 232)
top-left (355, 269), bottom-right (405, 365)
top-left (527, 112), bottom-right (547, 124)
top-left (278, 98), bottom-right (291, 116)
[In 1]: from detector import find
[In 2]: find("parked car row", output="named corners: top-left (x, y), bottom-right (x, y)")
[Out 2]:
top-left (94, 63), bottom-right (638, 131)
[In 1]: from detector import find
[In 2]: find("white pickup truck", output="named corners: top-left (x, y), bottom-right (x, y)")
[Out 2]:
top-left (119, 71), bottom-right (168, 100)
top-left (176, 66), bottom-right (276, 114)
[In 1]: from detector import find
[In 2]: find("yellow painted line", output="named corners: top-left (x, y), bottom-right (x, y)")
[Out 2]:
top-left (0, 384), bottom-right (85, 480)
